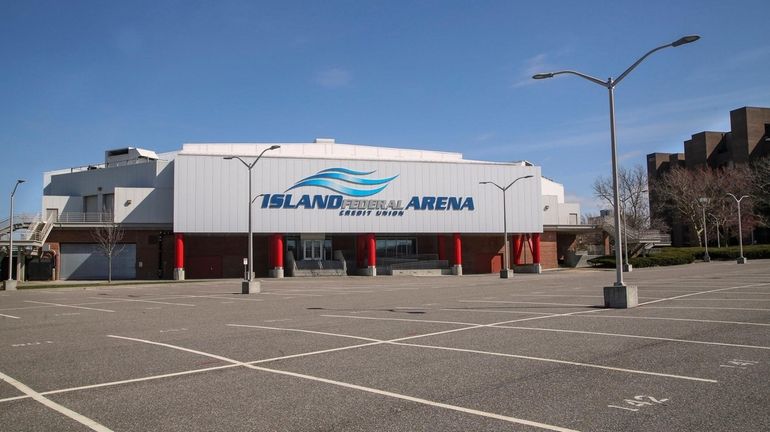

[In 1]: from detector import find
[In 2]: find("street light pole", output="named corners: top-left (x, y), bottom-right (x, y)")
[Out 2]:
top-left (225, 145), bottom-right (280, 294)
top-left (726, 193), bottom-right (750, 264)
top-left (699, 197), bottom-right (710, 262)
top-left (532, 35), bottom-right (699, 308)
top-left (480, 175), bottom-right (533, 279)
top-left (3, 179), bottom-right (25, 291)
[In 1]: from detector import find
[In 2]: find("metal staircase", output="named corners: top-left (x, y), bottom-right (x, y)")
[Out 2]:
top-left (0, 212), bottom-right (56, 250)
top-left (600, 217), bottom-right (671, 257)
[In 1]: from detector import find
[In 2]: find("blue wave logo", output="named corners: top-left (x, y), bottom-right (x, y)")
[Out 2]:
top-left (286, 167), bottom-right (399, 197)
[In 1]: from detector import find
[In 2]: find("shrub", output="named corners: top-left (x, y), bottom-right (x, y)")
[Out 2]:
top-left (587, 244), bottom-right (770, 268)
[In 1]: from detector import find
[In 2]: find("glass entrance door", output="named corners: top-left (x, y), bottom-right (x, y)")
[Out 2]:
top-left (302, 239), bottom-right (332, 260)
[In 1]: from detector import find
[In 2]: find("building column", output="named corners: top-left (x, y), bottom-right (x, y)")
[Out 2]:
top-left (366, 233), bottom-right (377, 276)
top-left (270, 234), bottom-right (284, 278)
top-left (173, 233), bottom-right (185, 280)
top-left (437, 235), bottom-right (447, 261)
top-left (532, 233), bottom-right (542, 272)
top-left (452, 233), bottom-right (463, 275)
top-left (513, 234), bottom-right (524, 266)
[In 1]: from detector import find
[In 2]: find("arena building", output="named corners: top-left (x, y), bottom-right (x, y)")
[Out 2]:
top-left (16, 139), bottom-right (586, 281)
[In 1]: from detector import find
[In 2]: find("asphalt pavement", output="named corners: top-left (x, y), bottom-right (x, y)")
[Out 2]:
top-left (1, 260), bottom-right (768, 431)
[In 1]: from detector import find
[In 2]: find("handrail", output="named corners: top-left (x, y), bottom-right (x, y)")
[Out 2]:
top-left (57, 212), bottom-right (115, 223)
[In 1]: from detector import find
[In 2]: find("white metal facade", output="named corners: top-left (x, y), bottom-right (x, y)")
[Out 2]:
top-left (174, 150), bottom-right (543, 234)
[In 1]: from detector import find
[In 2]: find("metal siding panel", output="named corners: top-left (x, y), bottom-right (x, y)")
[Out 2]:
top-left (174, 155), bottom-right (544, 234)
top-left (60, 244), bottom-right (136, 280)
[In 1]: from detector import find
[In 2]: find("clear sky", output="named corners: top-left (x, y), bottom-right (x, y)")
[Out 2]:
top-left (2, 0), bottom-right (769, 217)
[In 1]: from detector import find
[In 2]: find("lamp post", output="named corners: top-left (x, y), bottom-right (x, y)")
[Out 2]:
top-left (480, 175), bottom-right (533, 279)
top-left (709, 214), bottom-right (721, 248)
top-left (620, 189), bottom-right (646, 273)
top-left (698, 197), bottom-right (710, 262)
top-left (533, 35), bottom-right (699, 308)
top-left (3, 179), bottom-right (25, 291)
top-left (726, 193), bottom-right (749, 264)
top-left (225, 145), bottom-right (280, 294)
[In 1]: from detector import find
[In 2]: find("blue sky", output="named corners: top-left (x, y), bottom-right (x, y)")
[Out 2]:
top-left (2, 0), bottom-right (769, 216)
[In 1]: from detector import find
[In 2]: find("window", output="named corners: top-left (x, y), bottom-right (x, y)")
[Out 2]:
top-left (301, 239), bottom-right (332, 260)
top-left (375, 238), bottom-right (416, 257)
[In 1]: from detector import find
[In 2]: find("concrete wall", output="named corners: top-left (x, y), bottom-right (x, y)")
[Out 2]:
top-left (114, 187), bottom-right (173, 224)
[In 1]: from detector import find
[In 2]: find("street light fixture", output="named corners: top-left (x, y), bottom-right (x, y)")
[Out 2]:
top-left (3, 179), bottom-right (25, 291)
top-left (533, 35), bottom-right (699, 308)
top-left (698, 197), bottom-right (710, 262)
top-left (726, 193), bottom-right (750, 264)
top-left (480, 175), bottom-right (534, 279)
top-left (224, 145), bottom-right (280, 294)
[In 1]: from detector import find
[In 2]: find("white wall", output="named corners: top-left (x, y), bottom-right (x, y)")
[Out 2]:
top-left (114, 187), bottom-right (173, 224)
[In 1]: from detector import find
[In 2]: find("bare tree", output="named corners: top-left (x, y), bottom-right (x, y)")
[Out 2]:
top-left (592, 164), bottom-right (651, 229)
top-left (655, 165), bottom-right (757, 246)
top-left (654, 167), bottom-right (711, 246)
top-left (751, 157), bottom-right (770, 226)
top-left (91, 223), bottom-right (125, 283)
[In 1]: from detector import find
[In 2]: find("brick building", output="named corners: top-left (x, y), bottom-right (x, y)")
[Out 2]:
top-left (647, 106), bottom-right (770, 245)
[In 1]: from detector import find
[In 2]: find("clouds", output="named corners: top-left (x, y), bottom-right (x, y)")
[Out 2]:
top-left (315, 67), bottom-right (352, 88)
top-left (511, 53), bottom-right (551, 88)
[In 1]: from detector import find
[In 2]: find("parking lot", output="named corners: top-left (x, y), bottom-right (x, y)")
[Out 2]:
top-left (1, 260), bottom-right (769, 431)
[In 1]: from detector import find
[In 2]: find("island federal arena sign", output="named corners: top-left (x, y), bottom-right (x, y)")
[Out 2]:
top-left (259, 167), bottom-right (475, 217)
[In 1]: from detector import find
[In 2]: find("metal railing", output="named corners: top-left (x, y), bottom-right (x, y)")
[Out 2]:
top-left (57, 212), bottom-right (115, 223)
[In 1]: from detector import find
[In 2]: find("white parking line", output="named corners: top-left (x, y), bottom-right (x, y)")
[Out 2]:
top-left (324, 314), bottom-right (770, 350)
top-left (0, 370), bottom-right (114, 432)
top-left (0, 313), bottom-right (21, 319)
top-left (441, 308), bottom-right (555, 316)
top-left (638, 282), bottom-right (770, 306)
top-left (25, 301), bottom-right (115, 313)
top-left (0, 364), bottom-right (239, 404)
top-left (107, 334), bottom-right (579, 432)
top-left (641, 306), bottom-right (770, 312)
top-left (233, 321), bottom-right (719, 383)
top-left (573, 315), bottom-right (770, 327)
top-left (491, 325), bottom-right (770, 350)
top-left (460, 300), bottom-right (595, 307)
top-left (86, 297), bottom-right (196, 307)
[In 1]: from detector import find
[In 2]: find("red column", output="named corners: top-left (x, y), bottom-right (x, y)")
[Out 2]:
top-left (532, 233), bottom-right (541, 265)
top-left (367, 233), bottom-right (376, 267)
top-left (453, 233), bottom-right (462, 266)
top-left (274, 234), bottom-right (284, 268)
top-left (437, 235), bottom-right (447, 261)
top-left (174, 233), bottom-right (184, 270)
top-left (513, 234), bottom-right (523, 266)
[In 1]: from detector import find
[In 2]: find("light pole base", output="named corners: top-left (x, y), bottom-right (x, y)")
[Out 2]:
top-left (242, 280), bottom-right (260, 294)
top-left (452, 265), bottom-right (463, 276)
top-left (737, 257), bottom-right (747, 264)
top-left (703, 254), bottom-right (711, 263)
top-left (269, 267), bottom-right (284, 278)
top-left (603, 285), bottom-right (638, 309)
top-left (2, 280), bottom-right (18, 291)
top-left (622, 263), bottom-right (633, 272)
top-left (173, 268), bottom-right (185, 281)
top-left (500, 269), bottom-right (514, 279)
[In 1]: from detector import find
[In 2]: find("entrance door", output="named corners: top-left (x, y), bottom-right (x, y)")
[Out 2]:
top-left (302, 239), bottom-right (332, 260)
top-left (303, 240), bottom-right (322, 260)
